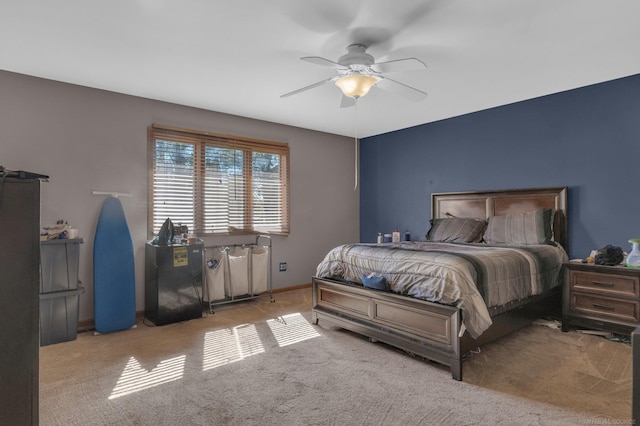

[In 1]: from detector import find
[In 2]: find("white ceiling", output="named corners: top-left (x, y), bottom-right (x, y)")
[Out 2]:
top-left (2, 1), bottom-right (639, 138)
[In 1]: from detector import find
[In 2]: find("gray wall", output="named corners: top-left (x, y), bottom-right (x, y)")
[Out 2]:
top-left (0, 70), bottom-right (359, 322)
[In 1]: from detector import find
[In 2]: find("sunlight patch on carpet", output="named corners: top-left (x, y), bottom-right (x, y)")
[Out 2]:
top-left (267, 312), bottom-right (320, 347)
top-left (109, 355), bottom-right (186, 400)
top-left (203, 323), bottom-right (265, 371)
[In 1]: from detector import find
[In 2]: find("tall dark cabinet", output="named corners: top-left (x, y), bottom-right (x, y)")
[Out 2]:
top-left (0, 178), bottom-right (40, 425)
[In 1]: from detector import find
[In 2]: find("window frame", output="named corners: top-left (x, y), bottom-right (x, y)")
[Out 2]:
top-left (147, 124), bottom-right (290, 238)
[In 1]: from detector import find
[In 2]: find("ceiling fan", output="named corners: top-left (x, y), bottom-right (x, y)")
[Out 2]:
top-left (280, 44), bottom-right (428, 107)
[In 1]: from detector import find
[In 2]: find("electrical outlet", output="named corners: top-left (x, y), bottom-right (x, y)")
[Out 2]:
top-left (279, 262), bottom-right (287, 272)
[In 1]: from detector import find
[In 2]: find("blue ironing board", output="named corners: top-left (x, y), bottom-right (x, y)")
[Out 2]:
top-left (93, 196), bottom-right (136, 333)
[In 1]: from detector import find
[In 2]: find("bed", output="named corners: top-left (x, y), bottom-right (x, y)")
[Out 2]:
top-left (312, 186), bottom-right (568, 380)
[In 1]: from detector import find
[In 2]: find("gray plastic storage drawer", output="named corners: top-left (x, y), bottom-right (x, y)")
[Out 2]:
top-left (39, 287), bottom-right (83, 346)
top-left (40, 238), bottom-right (83, 292)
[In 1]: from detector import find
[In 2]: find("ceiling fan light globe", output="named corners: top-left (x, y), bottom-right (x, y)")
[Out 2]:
top-left (335, 75), bottom-right (378, 98)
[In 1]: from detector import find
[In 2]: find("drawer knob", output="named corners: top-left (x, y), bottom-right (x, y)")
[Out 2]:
top-left (591, 281), bottom-right (614, 287)
top-left (592, 303), bottom-right (615, 311)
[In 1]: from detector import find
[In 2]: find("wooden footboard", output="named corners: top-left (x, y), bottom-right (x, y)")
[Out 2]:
top-left (312, 276), bottom-right (561, 381)
top-left (312, 277), bottom-right (464, 380)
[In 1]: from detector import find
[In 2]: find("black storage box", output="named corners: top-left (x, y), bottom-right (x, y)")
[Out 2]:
top-left (39, 238), bottom-right (84, 346)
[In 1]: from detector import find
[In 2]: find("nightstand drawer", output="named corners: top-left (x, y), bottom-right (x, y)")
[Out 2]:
top-left (570, 293), bottom-right (640, 324)
top-left (570, 270), bottom-right (640, 298)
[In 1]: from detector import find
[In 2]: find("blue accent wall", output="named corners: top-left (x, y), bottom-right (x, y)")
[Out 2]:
top-left (360, 73), bottom-right (640, 259)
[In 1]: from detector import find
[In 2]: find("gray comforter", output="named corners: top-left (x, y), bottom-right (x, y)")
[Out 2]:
top-left (315, 241), bottom-right (568, 338)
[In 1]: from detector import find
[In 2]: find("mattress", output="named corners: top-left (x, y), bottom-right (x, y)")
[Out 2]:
top-left (315, 241), bottom-right (568, 338)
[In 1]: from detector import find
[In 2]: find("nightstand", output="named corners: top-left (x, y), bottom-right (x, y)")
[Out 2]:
top-left (562, 261), bottom-right (640, 334)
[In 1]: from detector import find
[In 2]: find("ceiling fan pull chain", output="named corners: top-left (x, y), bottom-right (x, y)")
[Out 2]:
top-left (354, 102), bottom-right (359, 191)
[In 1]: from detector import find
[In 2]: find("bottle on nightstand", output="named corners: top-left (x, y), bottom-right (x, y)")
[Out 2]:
top-left (627, 239), bottom-right (640, 268)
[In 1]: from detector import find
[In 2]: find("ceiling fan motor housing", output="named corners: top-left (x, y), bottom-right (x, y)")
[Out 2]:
top-left (338, 44), bottom-right (375, 69)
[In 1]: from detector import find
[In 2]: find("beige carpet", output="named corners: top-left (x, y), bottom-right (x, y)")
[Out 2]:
top-left (39, 288), bottom-right (631, 425)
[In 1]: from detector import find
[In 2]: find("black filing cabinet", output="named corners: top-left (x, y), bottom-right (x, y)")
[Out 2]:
top-left (145, 243), bottom-right (203, 325)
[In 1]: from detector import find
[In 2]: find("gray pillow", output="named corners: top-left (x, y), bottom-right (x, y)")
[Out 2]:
top-left (483, 208), bottom-right (554, 245)
top-left (426, 218), bottom-right (487, 243)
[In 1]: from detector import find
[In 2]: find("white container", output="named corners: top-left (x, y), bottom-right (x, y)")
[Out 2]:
top-left (627, 239), bottom-right (640, 268)
top-left (251, 246), bottom-right (269, 294)
top-left (228, 246), bottom-right (250, 296)
top-left (205, 248), bottom-right (227, 301)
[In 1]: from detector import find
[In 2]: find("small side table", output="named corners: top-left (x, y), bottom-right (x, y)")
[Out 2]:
top-left (563, 261), bottom-right (640, 334)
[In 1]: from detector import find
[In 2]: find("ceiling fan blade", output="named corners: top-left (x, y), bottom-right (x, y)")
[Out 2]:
top-left (301, 56), bottom-right (347, 69)
top-left (376, 76), bottom-right (427, 102)
top-left (280, 77), bottom-right (337, 98)
top-left (373, 58), bottom-right (427, 73)
top-left (340, 95), bottom-right (356, 108)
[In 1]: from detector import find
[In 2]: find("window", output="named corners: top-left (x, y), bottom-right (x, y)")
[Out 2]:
top-left (148, 124), bottom-right (289, 237)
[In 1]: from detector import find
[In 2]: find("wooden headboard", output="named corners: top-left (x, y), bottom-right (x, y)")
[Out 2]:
top-left (431, 187), bottom-right (568, 251)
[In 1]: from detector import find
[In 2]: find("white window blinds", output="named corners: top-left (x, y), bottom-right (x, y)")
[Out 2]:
top-left (148, 125), bottom-right (289, 237)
